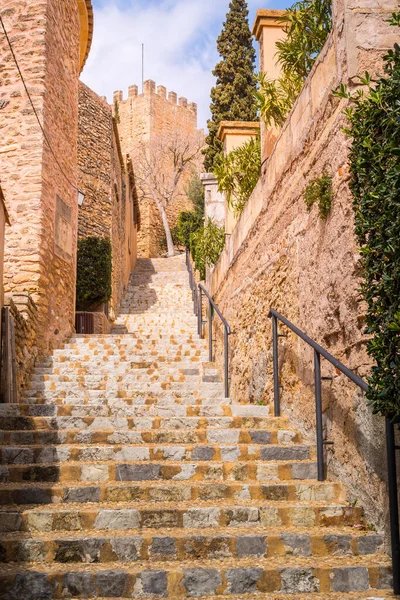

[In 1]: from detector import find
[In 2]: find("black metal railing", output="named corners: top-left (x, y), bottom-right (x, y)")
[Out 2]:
top-left (198, 283), bottom-right (232, 398)
top-left (185, 249), bottom-right (199, 317)
top-left (268, 308), bottom-right (400, 594)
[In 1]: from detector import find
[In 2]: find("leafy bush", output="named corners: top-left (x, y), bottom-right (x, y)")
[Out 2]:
top-left (304, 174), bottom-right (333, 219)
top-left (255, 0), bottom-right (332, 127)
top-left (76, 237), bottom-right (112, 311)
top-left (334, 16), bottom-right (400, 419)
top-left (215, 137), bottom-right (261, 216)
top-left (190, 218), bottom-right (225, 280)
top-left (186, 171), bottom-right (205, 217)
top-left (173, 211), bottom-right (204, 248)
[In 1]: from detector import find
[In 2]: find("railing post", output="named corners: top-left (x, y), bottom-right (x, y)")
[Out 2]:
top-left (314, 350), bottom-right (324, 482)
top-left (272, 314), bottom-right (280, 417)
top-left (198, 285), bottom-right (203, 338)
top-left (386, 417), bottom-right (400, 595)
top-left (208, 301), bottom-right (213, 363)
top-left (224, 327), bottom-right (229, 398)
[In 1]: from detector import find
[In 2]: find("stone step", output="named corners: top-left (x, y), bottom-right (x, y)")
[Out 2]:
top-left (0, 427), bottom-right (297, 447)
top-left (0, 556), bottom-right (391, 598)
top-left (0, 404), bottom-right (269, 418)
top-left (18, 395), bottom-right (236, 407)
top-left (0, 462), bottom-right (328, 489)
top-left (43, 594), bottom-right (395, 600)
top-left (0, 501), bottom-right (364, 533)
top-left (0, 441), bottom-right (306, 463)
top-left (0, 528), bottom-right (385, 564)
top-left (0, 467), bottom-right (321, 504)
top-left (0, 415), bottom-right (290, 432)
top-left (0, 426), bottom-right (297, 447)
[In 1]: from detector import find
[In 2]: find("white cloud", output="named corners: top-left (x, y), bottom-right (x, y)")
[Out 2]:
top-left (81, 0), bottom-right (264, 130)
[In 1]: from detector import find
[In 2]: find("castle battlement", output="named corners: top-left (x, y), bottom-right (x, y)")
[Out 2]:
top-left (113, 80), bottom-right (197, 116)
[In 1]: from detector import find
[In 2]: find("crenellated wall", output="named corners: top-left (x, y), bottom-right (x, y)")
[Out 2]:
top-left (208, 0), bottom-right (399, 536)
top-left (114, 80), bottom-right (203, 257)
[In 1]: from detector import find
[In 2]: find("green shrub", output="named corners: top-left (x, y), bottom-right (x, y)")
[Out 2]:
top-left (215, 137), bottom-right (261, 216)
top-left (76, 237), bottom-right (112, 311)
top-left (334, 14), bottom-right (400, 419)
top-left (173, 211), bottom-right (204, 248)
top-left (255, 0), bottom-right (332, 127)
top-left (304, 174), bottom-right (333, 219)
top-left (190, 218), bottom-right (225, 280)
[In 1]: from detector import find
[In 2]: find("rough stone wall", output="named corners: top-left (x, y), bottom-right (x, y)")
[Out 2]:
top-left (209, 0), bottom-right (399, 536)
top-left (77, 82), bottom-right (137, 320)
top-left (0, 0), bottom-right (80, 384)
top-left (4, 293), bottom-right (39, 394)
top-left (115, 82), bottom-right (203, 257)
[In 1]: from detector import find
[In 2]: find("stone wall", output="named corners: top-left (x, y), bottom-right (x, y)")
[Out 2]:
top-left (4, 293), bottom-right (39, 395)
top-left (209, 0), bottom-right (399, 536)
top-left (77, 82), bottom-right (137, 321)
top-left (115, 81), bottom-right (203, 257)
top-left (0, 0), bottom-right (82, 385)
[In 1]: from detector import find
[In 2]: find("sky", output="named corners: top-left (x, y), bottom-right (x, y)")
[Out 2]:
top-left (81, 0), bottom-right (292, 131)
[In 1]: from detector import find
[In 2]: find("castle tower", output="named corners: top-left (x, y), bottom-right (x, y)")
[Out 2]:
top-left (114, 80), bottom-right (203, 258)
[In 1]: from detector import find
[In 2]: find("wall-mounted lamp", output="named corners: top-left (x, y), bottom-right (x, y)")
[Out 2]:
top-left (77, 189), bottom-right (85, 207)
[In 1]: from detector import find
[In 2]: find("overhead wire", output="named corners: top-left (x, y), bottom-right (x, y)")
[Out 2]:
top-left (0, 14), bottom-right (80, 193)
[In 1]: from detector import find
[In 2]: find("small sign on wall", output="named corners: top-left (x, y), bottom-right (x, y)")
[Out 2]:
top-left (55, 195), bottom-right (73, 261)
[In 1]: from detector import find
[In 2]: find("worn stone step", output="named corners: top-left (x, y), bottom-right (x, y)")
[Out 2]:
top-left (15, 395), bottom-right (237, 407)
top-left (0, 441), bottom-right (309, 463)
top-left (0, 404), bottom-right (270, 419)
top-left (0, 416), bottom-right (291, 432)
top-left (0, 428), bottom-right (299, 447)
top-left (0, 556), bottom-right (392, 598)
top-left (0, 460), bottom-right (327, 490)
top-left (0, 502), bottom-right (364, 533)
top-left (0, 466), bottom-right (321, 504)
top-left (50, 594), bottom-right (396, 600)
top-left (0, 528), bottom-right (385, 564)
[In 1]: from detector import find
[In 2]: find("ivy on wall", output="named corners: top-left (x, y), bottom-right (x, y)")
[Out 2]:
top-left (76, 237), bottom-right (112, 311)
top-left (334, 15), bottom-right (400, 419)
top-left (304, 174), bottom-right (333, 219)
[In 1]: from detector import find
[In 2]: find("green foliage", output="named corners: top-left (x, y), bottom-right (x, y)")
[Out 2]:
top-left (304, 174), bottom-right (333, 219)
top-left (255, 0), bottom-right (332, 127)
top-left (190, 219), bottom-right (226, 280)
top-left (204, 0), bottom-right (257, 172)
top-left (76, 237), bottom-right (112, 311)
top-left (173, 211), bottom-right (204, 248)
top-left (186, 171), bottom-right (205, 217)
top-left (333, 19), bottom-right (400, 419)
top-left (215, 137), bottom-right (261, 216)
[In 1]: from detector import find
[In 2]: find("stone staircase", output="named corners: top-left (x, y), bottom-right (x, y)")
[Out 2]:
top-left (0, 255), bottom-right (394, 599)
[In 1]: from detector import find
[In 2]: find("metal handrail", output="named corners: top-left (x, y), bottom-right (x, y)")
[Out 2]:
top-left (185, 249), bottom-right (199, 317)
top-left (198, 283), bottom-right (232, 398)
top-left (268, 307), bottom-right (399, 594)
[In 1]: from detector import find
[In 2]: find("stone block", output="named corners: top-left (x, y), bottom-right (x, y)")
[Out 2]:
top-left (280, 568), bottom-right (319, 593)
top-left (95, 570), bottom-right (128, 596)
top-left (110, 537), bottom-right (143, 561)
top-left (64, 486), bottom-right (101, 503)
top-left (261, 446), bottom-right (310, 461)
top-left (281, 534), bottom-right (311, 556)
top-left (63, 572), bottom-right (95, 598)
top-left (191, 446), bottom-right (215, 460)
top-left (116, 464), bottom-right (161, 481)
top-left (55, 538), bottom-right (105, 563)
top-left (183, 508), bottom-right (219, 528)
top-left (249, 430), bottom-right (271, 444)
top-left (183, 568), bottom-right (222, 597)
top-left (5, 573), bottom-right (55, 600)
top-left (226, 568), bottom-right (263, 594)
top-left (330, 566), bottom-right (369, 592)
top-left (358, 534), bottom-right (383, 555)
top-left (236, 535), bottom-right (267, 557)
top-left (150, 536), bottom-right (177, 557)
top-left (135, 570), bottom-right (168, 597)
top-left (94, 509), bottom-right (140, 530)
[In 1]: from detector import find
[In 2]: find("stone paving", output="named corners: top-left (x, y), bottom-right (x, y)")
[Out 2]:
top-left (0, 255), bottom-right (394, 598)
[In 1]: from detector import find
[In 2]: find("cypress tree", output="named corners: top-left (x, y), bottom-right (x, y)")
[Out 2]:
top-left (204, 0), bottom-right (257, 172)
